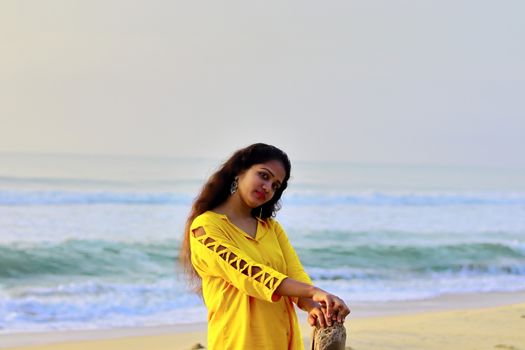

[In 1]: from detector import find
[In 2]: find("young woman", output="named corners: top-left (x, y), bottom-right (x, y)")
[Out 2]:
top-left (180, 143), bottom-right (350, 349)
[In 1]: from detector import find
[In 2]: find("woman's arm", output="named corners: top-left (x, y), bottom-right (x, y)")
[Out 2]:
top-left (191, 226), bottom-right (288, 302)
top-left (274, 277), bottom-right (317, 298)
top-left (274, 277), bottom-right (350, 327)
top-left (296, 297), bottom-right (334, 327)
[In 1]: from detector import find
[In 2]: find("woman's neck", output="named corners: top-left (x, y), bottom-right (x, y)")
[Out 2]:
top-left (216, 194), bottom-right (253, 220)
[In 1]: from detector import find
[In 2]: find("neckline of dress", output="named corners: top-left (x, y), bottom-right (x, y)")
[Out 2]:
top-left (208, 210), bottom-right (265, 223)
top-left (208, 211), bottom-right (264, 239)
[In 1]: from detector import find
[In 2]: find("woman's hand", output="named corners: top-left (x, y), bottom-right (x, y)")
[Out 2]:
top-left (306, 303), bottom-right (329, 328)
top-left (310, 288), bottom-right (350, 327)
top-left (275, 279), bottom-right (350, 327)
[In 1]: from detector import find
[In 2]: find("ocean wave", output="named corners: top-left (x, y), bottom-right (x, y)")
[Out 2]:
top-left (1, 239), bottom-right (525, 333)
top-left (314, 274), bottom-right (525, 302)
top-left (306, 267), bottom-right (382, 280)
top-left (299, 241), bottom-right (525, 273)
top-left (2, 274), bottom-right (525, 333)
top-left (0, 240), bottom-right (180, 279)
top-left (0, 175), bottom-right (201, 188)
top-left (0, 279), bottom-right (205, 333)
top-left (305, 263), bottom-right (525, 281)
top-left (2, 239), bottom-right (524, 281)
top-left (0, 190), bottom-right (192, 206)
top-left (2, 189), bottom-right (525, 206)
top-left (284, 191), bottom-right (525, 206)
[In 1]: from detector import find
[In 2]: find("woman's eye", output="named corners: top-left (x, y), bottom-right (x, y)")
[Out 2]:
top-left (259, 172), bottom-right (268, 179)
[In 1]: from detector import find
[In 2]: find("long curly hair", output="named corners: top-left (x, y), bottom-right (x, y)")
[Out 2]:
top-left (180, 143), bottom-right (292, 293)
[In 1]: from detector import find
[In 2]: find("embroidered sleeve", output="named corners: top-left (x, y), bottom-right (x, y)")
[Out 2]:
top-left (190, 219), bottom-right (287, 303)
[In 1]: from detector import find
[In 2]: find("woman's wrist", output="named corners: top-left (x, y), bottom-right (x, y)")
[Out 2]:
top-left (308, 285), bottom-right (321, 298)
top-left (298, 285), bottom-right (323, 312)
top-left (297, 297), bottom-right (320, 312)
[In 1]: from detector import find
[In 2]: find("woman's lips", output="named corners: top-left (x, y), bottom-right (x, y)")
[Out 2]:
top-left (255, 191), bottom-right (265, 200)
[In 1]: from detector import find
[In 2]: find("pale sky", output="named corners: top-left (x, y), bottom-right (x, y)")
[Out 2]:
top-left (1, 1), bottom-right (524, 167)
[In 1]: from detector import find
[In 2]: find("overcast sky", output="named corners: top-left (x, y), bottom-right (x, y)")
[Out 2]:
top-left (1, 1), bottom-right (524, 167)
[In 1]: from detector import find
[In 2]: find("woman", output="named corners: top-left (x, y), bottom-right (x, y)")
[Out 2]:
top-left (180, 143), bottom-right (350, 350)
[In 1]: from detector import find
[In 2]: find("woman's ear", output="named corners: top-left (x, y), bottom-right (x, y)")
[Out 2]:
top-left (236, 168), bottom-right (249, 181)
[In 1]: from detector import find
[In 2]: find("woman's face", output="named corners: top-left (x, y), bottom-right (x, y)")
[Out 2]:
top-left (237, 159), bottom-right (286, 208)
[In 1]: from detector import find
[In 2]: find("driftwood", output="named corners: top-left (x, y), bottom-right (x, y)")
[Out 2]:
top-left (310, 322), bottom-right (347, 350)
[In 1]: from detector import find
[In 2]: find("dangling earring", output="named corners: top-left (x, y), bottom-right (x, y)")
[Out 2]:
top-left (230, 176), bottom-right (238, 195)
top-left (259, 207), bottom-right (263, 219)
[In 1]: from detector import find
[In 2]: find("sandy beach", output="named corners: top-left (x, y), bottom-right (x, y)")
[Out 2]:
top-left (2, 291), bottom-right (524, 350)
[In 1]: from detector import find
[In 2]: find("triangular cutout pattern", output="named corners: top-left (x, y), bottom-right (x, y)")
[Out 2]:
top-left (195, 234), bottom-right (279, 291)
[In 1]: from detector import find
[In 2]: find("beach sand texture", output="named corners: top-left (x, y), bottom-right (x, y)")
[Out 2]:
top-left (3, 302), bottom-right (524, 350)
top-left (346, 302), bottom-right (525, 350)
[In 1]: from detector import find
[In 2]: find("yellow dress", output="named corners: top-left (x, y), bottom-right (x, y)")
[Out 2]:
top-left (190, 211), bottom-right (312, 350)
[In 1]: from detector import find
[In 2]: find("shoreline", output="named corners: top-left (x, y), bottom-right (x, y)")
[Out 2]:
top-left (1, 290), bottom-right (525, 349)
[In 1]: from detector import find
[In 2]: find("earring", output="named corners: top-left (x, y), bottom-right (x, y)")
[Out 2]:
top-left (230, 177), bottom-right (238, 194)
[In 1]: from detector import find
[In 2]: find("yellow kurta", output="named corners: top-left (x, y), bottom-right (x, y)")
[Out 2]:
top-left (190, 211), bottom-right (312, 350)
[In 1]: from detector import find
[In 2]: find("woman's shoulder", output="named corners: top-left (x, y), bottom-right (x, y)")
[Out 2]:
top-left (192, 210), bottom-right (233, 228)
top-left (264, 217), bottom-right (285, 232)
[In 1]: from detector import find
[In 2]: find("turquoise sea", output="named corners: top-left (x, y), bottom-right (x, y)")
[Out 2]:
top-left (1, 153), bottom-right (525, 333)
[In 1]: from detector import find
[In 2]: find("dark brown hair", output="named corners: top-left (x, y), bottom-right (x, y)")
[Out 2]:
top-left (180, 143), bottom-right (291, 292)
